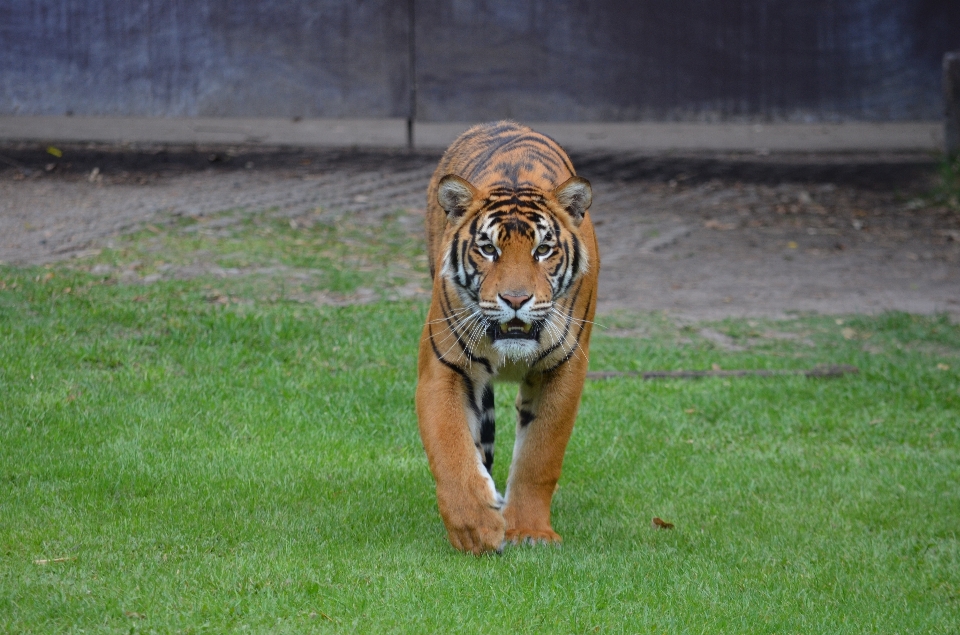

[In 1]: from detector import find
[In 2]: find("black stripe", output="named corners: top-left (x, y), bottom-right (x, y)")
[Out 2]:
top-left (549, 256), bottom-right (564, 277)
top-left (483, 197), bottom-right (545, 214)
top-left (551, 242), bottom-right (570, 294)
top-left (479, 385), bottom-right (495, 471)
top-left (481, 384), bottom-right (495, 413)
top-left (569, 235), bottom-right (581, 278)
top-left (551, 216), bottom-right (562, 236)
top-left (429, 323), bottom-right (473, 382)
top-left (489, 186), bottom-right (542, 197)
top-left (448, 235), bottom-right (460, 279)
top-left (543, 287), bottom-right (593, 374)
top-left (533, 278), bottom-right (584, 364)
top-left (459, 240), bottom-right (472, 288)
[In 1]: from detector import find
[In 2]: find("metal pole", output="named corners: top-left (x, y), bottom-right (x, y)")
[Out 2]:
top-left (407, 0), bottom-right (417, 150)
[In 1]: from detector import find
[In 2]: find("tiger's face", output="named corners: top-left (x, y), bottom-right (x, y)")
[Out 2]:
top-left (437, 175), bottom-right (592, 361)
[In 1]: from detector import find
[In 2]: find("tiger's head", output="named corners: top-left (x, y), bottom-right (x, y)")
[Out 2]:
top-left (436, 174), bottom-right (593, 361)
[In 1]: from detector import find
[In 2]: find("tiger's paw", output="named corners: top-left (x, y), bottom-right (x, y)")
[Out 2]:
top-left (438, 486), bottom-right (506, 555)
top-left (504, 527), bottom-right (562, 546)
top-left (443, 507), bottom-right (506, 555)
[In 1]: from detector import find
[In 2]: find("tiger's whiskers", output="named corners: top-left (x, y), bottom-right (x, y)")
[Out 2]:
top-left (546, 306), bottom-right (589, 363)
top-left (429, 307), bottom-right (483, 361)
top-left (424, 306), bottom-right (472, 325)
top-left (439, 313), bottom-right (483, 363)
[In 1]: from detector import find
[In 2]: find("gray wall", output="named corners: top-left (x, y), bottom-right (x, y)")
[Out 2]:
top-left (415, 0), bottom-right (960, 122)
top-left (0, 0), bottom-right (411, 118)
top-left (2, 0), bottom-right (958, 122)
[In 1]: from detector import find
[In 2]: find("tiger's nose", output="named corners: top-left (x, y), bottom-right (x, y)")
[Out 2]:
top-left (500, 293), bottom-right (531, 310)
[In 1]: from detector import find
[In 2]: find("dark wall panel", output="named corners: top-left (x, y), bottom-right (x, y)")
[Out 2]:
top-left (1, 0), bottom-right (957, 121)
top-left (414, 0), bottom-right (960, 122)
top-left (0, 0), bottom-right (411, 117)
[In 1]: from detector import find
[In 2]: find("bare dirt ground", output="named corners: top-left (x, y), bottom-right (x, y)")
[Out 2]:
top-left (1, 142), bottom-right (958, 320)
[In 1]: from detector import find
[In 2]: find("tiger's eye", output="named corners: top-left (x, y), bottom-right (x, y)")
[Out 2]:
top-left (535, 244), bottom-right (551, 256)
top-left (480, 244), bottom-right (497, 255)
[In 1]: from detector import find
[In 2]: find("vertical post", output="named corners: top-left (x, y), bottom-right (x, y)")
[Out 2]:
top-left (407, 0), bottom-right (417, 150)
top-left (946, 51), bottom-right (960, 156)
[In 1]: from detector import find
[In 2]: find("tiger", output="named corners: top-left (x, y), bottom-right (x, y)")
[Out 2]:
top-left (416, 121), bottom-right (599, 554)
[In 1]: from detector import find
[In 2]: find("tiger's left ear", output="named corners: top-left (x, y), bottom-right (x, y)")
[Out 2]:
top-left (553, 176), bottom-right (592, 226)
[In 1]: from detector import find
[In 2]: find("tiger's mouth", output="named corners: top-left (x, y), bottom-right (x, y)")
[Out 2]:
top-left (489, 318), bottom-right (539, 340)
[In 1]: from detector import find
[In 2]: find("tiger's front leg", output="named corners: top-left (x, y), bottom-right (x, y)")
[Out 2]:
top-left (502, 359), bottom-right (588, 545)
top-left (416, 350), bottom-right (505, 554)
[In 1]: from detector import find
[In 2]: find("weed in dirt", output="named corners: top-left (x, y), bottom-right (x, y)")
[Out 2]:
top-left (928, 154), bottom-right (960, 212)
top-left (1, 226), bottom-right (959, 632)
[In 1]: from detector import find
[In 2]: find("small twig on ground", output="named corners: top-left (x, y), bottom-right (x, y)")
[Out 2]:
top-left (33, 556), bottom-right (75, 565)
top-left (587, 365), bottom-right (859, 380)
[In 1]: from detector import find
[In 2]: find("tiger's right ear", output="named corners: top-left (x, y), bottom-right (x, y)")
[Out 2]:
top-left (437, 174), bottom-right (479, 222)
top-left (553, 176), bottom-right (592, 227)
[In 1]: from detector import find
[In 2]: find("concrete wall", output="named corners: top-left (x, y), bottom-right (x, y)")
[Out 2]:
top-left (0, 0), bottom-right (411, 118)
top-left (2, 0), bottom-right (958, 122)
top-left (415, 0), bottom-right (960, 122)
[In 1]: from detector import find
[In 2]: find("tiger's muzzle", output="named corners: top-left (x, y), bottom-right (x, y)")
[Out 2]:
top-left (488, 317), bottom-right (541, 341)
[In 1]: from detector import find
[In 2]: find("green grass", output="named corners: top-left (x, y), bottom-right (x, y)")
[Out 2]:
top-left (929, 153), bottom-right (960, 212)
top-left (74, 208), bottom-right (430, 303)
top-left (1, 216), bottom-right (959, 633)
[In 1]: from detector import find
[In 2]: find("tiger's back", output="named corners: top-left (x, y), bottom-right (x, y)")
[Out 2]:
top-left (416, 121), bottom-right (599, 554)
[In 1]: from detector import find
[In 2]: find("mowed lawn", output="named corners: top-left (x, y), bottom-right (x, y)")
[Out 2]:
top-left (1, 214), bottom-right (958, 633)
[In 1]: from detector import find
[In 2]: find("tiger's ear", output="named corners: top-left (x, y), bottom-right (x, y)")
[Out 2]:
top-left (437, 174), bottom-right (479, 222)
top-left (553, 176), bottom-right (592, 227)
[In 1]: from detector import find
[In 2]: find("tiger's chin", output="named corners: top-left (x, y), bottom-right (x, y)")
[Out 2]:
top-left (491, 338), bottom-right (541, 361)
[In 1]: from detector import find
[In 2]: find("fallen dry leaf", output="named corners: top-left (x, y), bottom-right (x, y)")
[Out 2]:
top-left (652, 517), bottom-right (675, 530)
top-left (841, 327), bottom-right (857, 340)
top-left (937, 363), bottom-right (950, 371)
top-left (125, 612), bottom-right (146, 620)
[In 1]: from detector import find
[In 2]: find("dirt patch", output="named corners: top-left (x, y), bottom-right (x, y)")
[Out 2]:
top-left (1, 142), bottom-right (958, 319)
